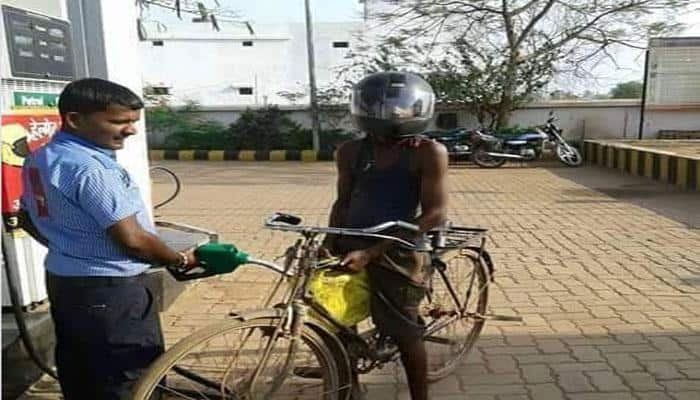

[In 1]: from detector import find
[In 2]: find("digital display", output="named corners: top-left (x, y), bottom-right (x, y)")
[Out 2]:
top-left (2, 5), bottom-right (74, 81)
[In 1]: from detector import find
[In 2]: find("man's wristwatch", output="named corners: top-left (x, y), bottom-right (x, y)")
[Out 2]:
top-left (176, 252), bottom-right (188, 268)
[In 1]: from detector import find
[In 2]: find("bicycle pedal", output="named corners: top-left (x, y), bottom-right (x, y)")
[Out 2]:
top-left (483, 313), bottom-right (523, 322)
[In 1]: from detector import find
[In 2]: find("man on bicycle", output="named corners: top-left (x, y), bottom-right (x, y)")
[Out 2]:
top-left (323, 71), bottom-right (449, 400)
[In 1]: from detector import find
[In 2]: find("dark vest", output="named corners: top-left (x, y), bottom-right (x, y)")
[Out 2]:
top-left (344, 139), bottom-right (421, 230)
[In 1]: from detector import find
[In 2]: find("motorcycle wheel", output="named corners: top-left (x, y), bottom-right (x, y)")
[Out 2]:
top-left (473, 148), bottom-right (507, 168)
top-left (556, 145), bottom-right (582, 167)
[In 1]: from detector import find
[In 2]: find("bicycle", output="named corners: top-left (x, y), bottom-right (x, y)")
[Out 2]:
top-left (132, 212), bottom-right (515, 399)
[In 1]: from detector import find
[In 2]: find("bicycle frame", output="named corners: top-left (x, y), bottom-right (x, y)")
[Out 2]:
top-left (248, 218), bottom-right (493, 373)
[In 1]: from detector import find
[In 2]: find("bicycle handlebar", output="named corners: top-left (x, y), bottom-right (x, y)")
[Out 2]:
top-left (264, 213), bottom-right (424, 250)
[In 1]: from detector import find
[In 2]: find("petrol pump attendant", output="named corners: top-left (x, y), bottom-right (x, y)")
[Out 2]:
top-left (19, 78), bottom-right (199, 400)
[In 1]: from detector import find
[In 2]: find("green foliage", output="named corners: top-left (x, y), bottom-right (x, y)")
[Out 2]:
top-left (148, 105), bottom-right (353, 151)
top-left (609, 81), bottom-right (643, 99)
top-left (147, 104), bottom-right (228, 150)
top-left (224, 106), bottom-right (353, 151)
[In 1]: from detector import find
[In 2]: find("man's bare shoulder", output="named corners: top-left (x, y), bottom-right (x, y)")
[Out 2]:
top-left (337, 138), bottom-right (363, 155)
top-left (416, 138), bottom-right (448, 162)
top-left (336, 139), bottom-right (364, 165)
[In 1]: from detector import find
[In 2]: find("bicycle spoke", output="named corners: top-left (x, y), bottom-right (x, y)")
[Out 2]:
top-left (135, 319), bottom-right (343, 400)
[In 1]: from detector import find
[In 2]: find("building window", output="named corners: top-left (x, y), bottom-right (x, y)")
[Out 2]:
top-left (332, 41), bottom-right (349, 48)
top-left (152, 40), bottom-right (164, 46)
top-left (436, 113), bottom-right (458, 129)
top-left (239, 87), bottom-right (253, 95)
top-left (242, 41), bottom-right (253, 47)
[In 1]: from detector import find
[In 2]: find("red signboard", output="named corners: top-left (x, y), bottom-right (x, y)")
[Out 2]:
top-left (1, 112), bottom-right (60, 229)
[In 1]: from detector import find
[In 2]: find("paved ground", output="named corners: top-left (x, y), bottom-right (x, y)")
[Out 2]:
top-left (21, 160), bottom-right (700, 400)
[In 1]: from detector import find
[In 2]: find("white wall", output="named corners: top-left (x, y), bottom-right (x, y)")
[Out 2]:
top-left (148, 100), bottom-right (700, 147)
top-left (98, 1), bottom-right (152, 216)
top-left (140, 21), bottom-right (360, 107)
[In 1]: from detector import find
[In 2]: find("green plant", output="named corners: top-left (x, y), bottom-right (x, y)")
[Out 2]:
top-left (224, 106), bottom-right (354, 151)
top-left (147, 103), bottom-right (227, 150)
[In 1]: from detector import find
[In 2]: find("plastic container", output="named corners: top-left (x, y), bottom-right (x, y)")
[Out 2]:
top-left (308, 268), bottom-right (371, 328)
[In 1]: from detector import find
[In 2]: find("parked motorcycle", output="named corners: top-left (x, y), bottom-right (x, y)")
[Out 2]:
top-left (469, 111), bottom-right (582, 168)
top-left (424, 128), bottom-right (473, 161)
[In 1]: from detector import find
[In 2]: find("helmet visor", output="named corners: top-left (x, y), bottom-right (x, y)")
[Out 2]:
top-left (350, 83), bottom-right (434, 120)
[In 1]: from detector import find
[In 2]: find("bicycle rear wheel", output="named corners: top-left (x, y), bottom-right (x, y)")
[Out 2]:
top-left (132, 317), bottom-right (344, 400)
top-left (421, 250), bottom-right (489, 381)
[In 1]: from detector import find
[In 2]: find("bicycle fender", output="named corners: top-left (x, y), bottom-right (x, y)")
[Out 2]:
top-left (466, 246), bottom-right (495, 282)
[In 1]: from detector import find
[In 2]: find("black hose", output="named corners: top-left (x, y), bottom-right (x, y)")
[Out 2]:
top-left (150, 166), bottom-right (181, 210)
top-left (2, 241), bottom-right (58, 379)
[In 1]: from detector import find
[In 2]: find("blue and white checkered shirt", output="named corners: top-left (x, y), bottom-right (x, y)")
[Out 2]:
top-left (21, 131), bottom-right (156, 277)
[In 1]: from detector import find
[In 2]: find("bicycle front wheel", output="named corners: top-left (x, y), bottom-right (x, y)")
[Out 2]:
top-left (132, 317), bottom-right (344, 400)
top-left (422, 250), bottom-right (489, 381)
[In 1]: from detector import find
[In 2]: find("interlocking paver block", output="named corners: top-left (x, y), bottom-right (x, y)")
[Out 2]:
top-left (18, 163), bottom-right (700, 400)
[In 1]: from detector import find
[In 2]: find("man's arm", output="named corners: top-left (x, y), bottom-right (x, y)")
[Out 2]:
top-left (75, 168), bottom-right (196, 267)
top-left (17, 210), bottom-right (49, 247)
top-left (107, 216), bottom-right (196, 266)
top-left (415, 140), bottom-right (449, 232)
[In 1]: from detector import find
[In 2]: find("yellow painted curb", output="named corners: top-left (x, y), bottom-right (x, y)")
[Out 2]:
top-left (643, 152), bottom-right (654, 178)
top-left (629, 150), bottom-right (639, 176)
top-left (606, 147), bottom-right (615, 168)
top-left (301, 150), bottom-right (317, 162)
top-left (617, 148), bottom-right (626, 172)
top-left (659, 155), bottom-right (669, 182)
top-left (209, 150), bottom-right (225, 161)
top-left (238, 150), bottom-right (256, 161)
top-left (150, 150), bottom-right (164, 161)
top-left (676, 158), bottom-right (688, 188)
top-left (586, 142), bottom-right (593, 163)
top-left (179, 150), bottom-right (195, 161)
top-left (269, 150), bottom-right (286, 161)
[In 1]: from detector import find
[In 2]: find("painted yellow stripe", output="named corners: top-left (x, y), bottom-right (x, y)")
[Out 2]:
top-left (629, 150), bottom-right (638, 175)
top-left (301, 150), bottom-right (317, 162)
top-left (209, 150), bottom-right (224, 161)
top-left (269, 150), bottom-right (286, 161)
top-left (676, 158), bottom-right (688, 188)
top-left (606, 147), bottom-right (615, 168)
top-left (178, 150), bottom-right (195, 161)
top-left (643, 152), bottom-right (654, 178)
top-left (4, 107), bottom-right (57, 115)
top-left (659, 155), bottom-right (669, 182)
top-left (149, 150), bottom-right (164, 161)
top-left (617, 148), bottom-right (626, 172)
top-left (238, 150), bottom-right (255, 161)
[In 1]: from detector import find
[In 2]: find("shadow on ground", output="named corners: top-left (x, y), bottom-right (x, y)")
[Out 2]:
top-left (546, 165), bottom-right (700, 229)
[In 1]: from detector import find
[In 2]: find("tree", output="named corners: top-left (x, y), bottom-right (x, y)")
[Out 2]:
top-left (610, 80), bottom-right (644, 98)
top-left (343, 0), bottom-right (688, 128)
top-left (135, 0), bottom-right (251, 33)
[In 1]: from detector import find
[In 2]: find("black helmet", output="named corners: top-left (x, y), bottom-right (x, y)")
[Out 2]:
top-left (350, 71), bottom-right (435, 139)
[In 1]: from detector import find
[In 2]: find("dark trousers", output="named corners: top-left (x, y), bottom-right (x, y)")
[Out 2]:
top-left (47, 272), bottom-right (164, 400)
